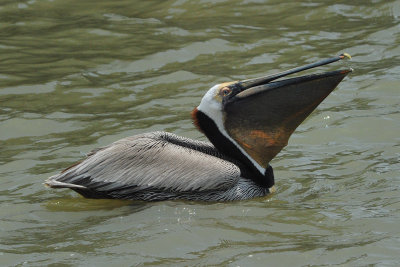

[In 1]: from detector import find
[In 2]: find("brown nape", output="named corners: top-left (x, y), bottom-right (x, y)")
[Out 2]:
top-left (191, 107), bottom-right (204, 133)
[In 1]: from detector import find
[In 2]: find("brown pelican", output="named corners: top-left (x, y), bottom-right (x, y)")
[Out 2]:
top-left (45, 54), bottom-right (352, 201)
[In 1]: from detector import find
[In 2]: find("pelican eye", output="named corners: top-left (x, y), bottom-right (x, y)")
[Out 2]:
top-left (220, 87), bottom-right (231, 96)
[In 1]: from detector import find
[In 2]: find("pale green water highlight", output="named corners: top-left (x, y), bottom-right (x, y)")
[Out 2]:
top-left (1, 0), bottom-right (400, 266)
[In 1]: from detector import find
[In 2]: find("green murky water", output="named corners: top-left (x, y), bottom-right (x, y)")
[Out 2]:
top-left (1, 0), bottom-right (400, 266)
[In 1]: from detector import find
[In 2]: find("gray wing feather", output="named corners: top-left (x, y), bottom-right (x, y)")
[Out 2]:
top-left (46, 132), bottom-right (240, 194)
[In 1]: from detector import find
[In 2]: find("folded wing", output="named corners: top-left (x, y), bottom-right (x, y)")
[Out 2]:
top-left (45, 132), bottom-right (241, 199)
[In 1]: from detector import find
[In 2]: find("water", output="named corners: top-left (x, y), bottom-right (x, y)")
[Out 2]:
top-left (1, 0), bottom-right (399, 266)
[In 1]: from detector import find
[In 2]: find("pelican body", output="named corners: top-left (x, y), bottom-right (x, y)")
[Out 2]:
top-left (45, 55), bottom-right (352, 201)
